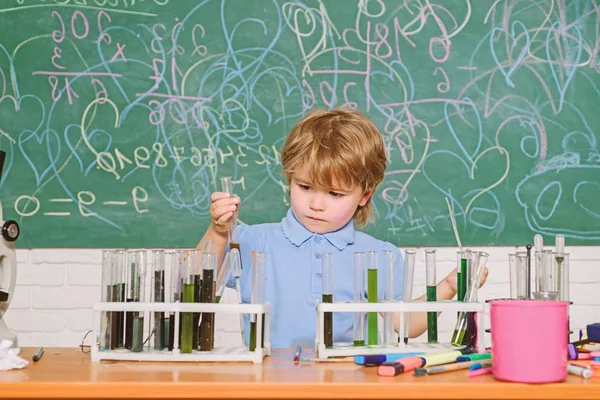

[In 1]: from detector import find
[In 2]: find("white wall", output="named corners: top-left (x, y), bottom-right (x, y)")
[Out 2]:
top-left (5, 246), bottom-right (600, 347)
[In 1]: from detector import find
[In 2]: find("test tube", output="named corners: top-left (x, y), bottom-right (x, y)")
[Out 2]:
top-left (215, 251), bottom-right (233, 304)
top-left (555, 234), bottom-right (565, 299)
top-left (367, 251), bottom-right (379, 346)
top-left (516, 254), bottom-right (529, 299)
top-left (381, 250), bottom-right (395, 346)
top-left (199, 252), bottom-right (216, 351)
top-left (220, 177), bottom-right (242, 268)
top-left (533, 250), bottom-right (558, 300)
top-left (180, 250), bottom-right (198, 353)
top-left (534, 234), bottom-right (544, 297)
top-left (126, 250), bottom-right (147, 352)
top-left (111, 250), bottom-right (126, 349)
top-left (425, 249), bottom-right (437, 343)
top-left (456, 251), bottom-right (468, 302)
top-left (401, 249), bottom-right (416, 344)
top-left (249, 252), bottom-right (267, 351)
top-left (322, 253), bottom-right (333, 348)
top-left (166, 250), bottom-right (182, 351)
top-left (230, 248), bottom-right (244, 343)
top-left (100, 250), bottom-right (113, 351)
top-left (353, 252), bottom-right (365, 347)
top-left (151, 250), bottom-right (165, 350)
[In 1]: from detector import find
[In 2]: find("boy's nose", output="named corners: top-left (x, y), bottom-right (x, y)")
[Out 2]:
top-left (309, 194), bottom-right (326, 211)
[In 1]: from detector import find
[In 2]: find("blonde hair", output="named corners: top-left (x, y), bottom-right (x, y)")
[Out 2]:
top-left (281, 108), bottom-right (386, 227)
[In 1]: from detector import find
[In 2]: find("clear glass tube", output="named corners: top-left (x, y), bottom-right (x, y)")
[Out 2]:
top-left (215, 251), bottom-right (232, 304)
top-left (126, 250), bottom-right (147, 352)
top-left (425, 249), bottom-right (437, 343)
top-left (250, 252), bottom-right (267, 351)
top-left (533, 250), bottom-right (558, 300)
top-left (381, 250), bottom-right (395, 346)
top-left (112, 250), bottom-right (126, 349)
top-left (402, 249), bottom-right (416, 343)
top-left (199, 252), bottom-right (215, 351)
top-left (229, 248), bottom-right (244, 343)
top-left (165, 250), bottom-right (182, 351)
top-left (100, 250), bottom-right (113, 351)
top-left (558, 253), bottom-right (569, 302)
top-left (322, 253), bottom-right (333, 347)
top-left (366, 251), bottom-right (378, 346)
top-left (353, 252), bottom-right (365, 347)
top-left (516, 254), bottom-right (529, 299)
top-left (509, 253), bottom-right (517, 299)
top-left (220, 177), bottom-right (240, 246)
top-left (151, 250), bottom-right (165, 351)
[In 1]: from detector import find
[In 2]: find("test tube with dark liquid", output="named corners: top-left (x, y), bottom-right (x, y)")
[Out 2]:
top-left (381, 250), bottom-right (395, 346)
top-left (200, 252), bottom-right (216, 351)
top-left (220, 177), bottom-right (242, 269)
top-left (322, 253), bottom-right (333, 348)
top-left (127, 250), bottom-right (147, 352)
top-left (401, 249), bottom-right (416, 344)
top-left (111, 250), bottom-right (126, 349)
top-left (187, 250), bottom-right (203, 351)
top-left (180, 250), bottom-right (199, 353)
top-left (425, 249), bottom-right (438, 343)
top-left (100, 250), bottom-right (113, 351)
top-left (367, 251), bottom-right (379, 346)
top-left (249, 252), bottom-right (267, 351)
top-left (151, 250), bottom-right (165, 350)
top-left (353, 252), bottom-right (365, 347)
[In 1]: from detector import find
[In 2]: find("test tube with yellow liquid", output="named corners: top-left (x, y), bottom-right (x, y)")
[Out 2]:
top-left (425, 249), bottom-right (437, 343)
top-left (367, 251), bottom-right (378, 346)
top-left (322, 253), bottom-right (333, 348)
top-left (180, 250), bottom-right (199, 353)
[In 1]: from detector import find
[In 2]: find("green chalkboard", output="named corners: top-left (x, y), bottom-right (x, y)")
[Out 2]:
top-left (0, 0), bottom-right (599, 248)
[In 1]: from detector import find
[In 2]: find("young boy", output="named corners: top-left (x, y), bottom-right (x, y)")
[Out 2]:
top-left (198, 108), bottom-right (487, 348)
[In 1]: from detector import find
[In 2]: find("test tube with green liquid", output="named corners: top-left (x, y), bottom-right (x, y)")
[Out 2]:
top-left (367, 251), bottom-right (378, 346)
top-left (425, 249), bottom-right (438, 343)
top-left (401, 249), bottom-right (416, 344)
top-left (456, 251), bottom-right (468, 302)
top-left (200, 252), bottom-right (216, 351)
top-left (151, 250), bottom-right (165, 350)
top-left (381, 250), bottom-right (395, 346)
top-left (100, 250), bottom-right (113, 351)
top-left (353, 252), bottom-right (365, 347)
top-left (322, 253), bottom-right (333, 348)
top-left (249, 252), bottom-right (267, 351)
top-left (180, 250), bottom-right (198, 353)
top-left (127, 250), bottom-right (147, 353)
top-left (112, 250), bottom-right (126, 349)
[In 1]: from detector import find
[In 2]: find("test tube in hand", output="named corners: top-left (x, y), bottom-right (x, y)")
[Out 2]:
top-left (220, 177), bottom-right (241, 264)
top-left (425, 249), bottom-right (437, 343)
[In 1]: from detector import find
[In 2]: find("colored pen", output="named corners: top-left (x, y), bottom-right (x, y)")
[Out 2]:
top-left (293, 345), bottom-right (302, 364)
top-left (567, 364), bottom-right (592, 379)
top-left (378, 356), bottom-right (424, 376)
top-left (456, 353), bottom-right (492, 362)
top-left (467, 367), bottom-right (492, 377)
top-left (421, 350), bottom-right (463, 367)
top-left (415, 360), bottom-right (491, 376)
top-left (354, 352), bottom-right (424, 366)
top-left (32, 347), bottom-right (44, 362)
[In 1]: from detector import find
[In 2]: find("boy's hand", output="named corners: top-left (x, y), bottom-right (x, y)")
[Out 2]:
top-left (210, 192), bottom-right (240, 236)
top-left (443, 266), bottom-right (489, 295)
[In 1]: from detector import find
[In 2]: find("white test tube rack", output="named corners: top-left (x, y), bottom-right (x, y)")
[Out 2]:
top-left (91, 302), bottom-right (271, 364)
top-left (315, 300), bottom-right (486, 359)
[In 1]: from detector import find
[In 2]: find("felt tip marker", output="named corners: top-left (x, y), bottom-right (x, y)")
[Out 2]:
top-left (354, 352), bottom-right (424, 366)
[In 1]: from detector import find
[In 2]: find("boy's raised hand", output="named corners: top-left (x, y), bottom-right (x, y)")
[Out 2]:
top-left (210, 192), bottom-right (240, 236)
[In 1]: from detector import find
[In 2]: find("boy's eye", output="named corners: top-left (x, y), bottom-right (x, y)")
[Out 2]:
top-left (329, 191), bottom-right (344, 197)
top-left (298, 184), bottom-right (312, 191)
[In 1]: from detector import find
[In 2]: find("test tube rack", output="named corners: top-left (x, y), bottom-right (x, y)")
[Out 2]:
top-left (315, 300), bottom-right (486, 359)
top-left (91, 301), bottom-right (270, 364)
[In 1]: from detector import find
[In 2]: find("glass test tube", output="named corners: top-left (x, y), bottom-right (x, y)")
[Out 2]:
top-left (180, 250), bottom-right (199, 353)
top-left (166, 251), bottom-right (182, 351)
top-left (533, 250), bottom-right (558, 300)
top-left (126, 250), bottom-right (147, 352)
top-left (220, 177), bottom-right (242, 269)
top-left (367, 251), bottom-right (379, 346)
top-left (215, 251), bottom-right (233, 304)
top-left (100, 250), bottom-right (113, 351)
top-left (516, 254), bottom-right (529, 299)
top-left (401, 249), bottom-right (416, 344)
top-left (151, 250), bottom-right (165, 350)
top-left (112, 250), bottom-right (126, 349)
top-left (190, 250), bottom-right (203, 351)
top-left (425, 249), bottom-right (438, 343)
top-left (456, 251), bottom-right (468, 302)
top-left (200, 252), bottom-right (216, 351)
top-left (322, 253), bottom-right (333, 348)
top-left (250, 252), bottom-right (267, 351)
top-left (230, 248), bottom-right (245, 343)
top-left (353, 252), bottom-right (366, 347)
top-left (381, 250), bottom-right (395, 346)
top-left (555, 234), bottom-right (566, 300)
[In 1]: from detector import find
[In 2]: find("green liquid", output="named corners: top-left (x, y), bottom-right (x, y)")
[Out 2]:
top-left (192, 275), bottom-right (202, 350)
top-left (458, 258), bottom-right (467, 301)
top-left (426, 285), bottom-right (438, 343)
top-left (180, 283), bottom-right (195, 353)
top-left (131, 315), bottom-right (144, 352)
top-left (215, 295), bottom-right (221, 303)
top-left (248, 315), bottom-right (266, 351)
top-left (323, 293), bottom-right (333, 347)
top-left (367, 268), bottom-right (378, 346)
top-left (153, 270), bottom-right (165, 350)
top-left (353, 340), bottom-right (365, 347)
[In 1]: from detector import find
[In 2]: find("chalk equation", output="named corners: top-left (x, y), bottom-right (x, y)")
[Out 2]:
top-left (0, 0), bottom-right (598, 247)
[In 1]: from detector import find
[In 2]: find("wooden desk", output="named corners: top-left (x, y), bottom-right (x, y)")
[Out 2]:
top-left (0, 348), bottom-right (598, 399)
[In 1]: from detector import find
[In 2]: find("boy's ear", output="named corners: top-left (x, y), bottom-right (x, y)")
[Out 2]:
top-left (358, 189), bottom-right (373, 207)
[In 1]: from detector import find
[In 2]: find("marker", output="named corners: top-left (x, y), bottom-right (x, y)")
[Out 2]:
top-left (378, 356), bottom-right (423, 376)
top-left (567, 364), bottom-right (592, 379)
top-left (467, 367), bottom-right (492, 377)
top-left (354, 352), bottom-right (425, 366)
top-left (293, 345), bottom-right (302, 364)
top-left (32, 347), bottom-right (44, 362)
top-left (456, 353), bottom-right (492, 362)
top-left (421, 350), bottom-right (463, 366)
top-left (415, 360), bottom-right (490, 376)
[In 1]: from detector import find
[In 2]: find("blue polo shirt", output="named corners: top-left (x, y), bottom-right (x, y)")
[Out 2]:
top-left (231, 208), bottom-right (405, 349)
